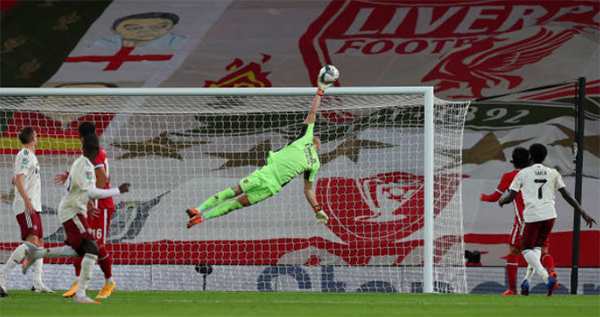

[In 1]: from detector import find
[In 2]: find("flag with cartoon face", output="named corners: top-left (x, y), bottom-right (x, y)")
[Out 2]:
top-left (44, 0), bottom-right (232, 87)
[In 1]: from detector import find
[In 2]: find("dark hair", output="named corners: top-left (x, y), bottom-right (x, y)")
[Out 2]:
top-left (112, 12), bottom-right (179, 30)
top-left (18, 126), bottom-right (35, 144)
top-left (511, 147), bottom-right (529, 169)
top-left (82, 134), bottom-right (100, 159)
top-left (78, 121), bottom-right (97, 138)
top-left (529, 143), bottom-right (548, 163)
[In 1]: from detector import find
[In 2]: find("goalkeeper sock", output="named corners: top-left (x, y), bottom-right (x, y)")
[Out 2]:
top-left (76, 254), bottom-right (97, 298)
top-left (198, 188), bottom-right (236, 212)
top-left (204, 200), bottom-right (243, 219)
top-left (3, 243), bottom-right (27, 273)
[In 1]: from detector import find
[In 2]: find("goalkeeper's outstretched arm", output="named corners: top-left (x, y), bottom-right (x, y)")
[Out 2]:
top-left (304, 179), bottom-right (328, 224)
top-left (303, 94), bottom-right (322, 125)
top-left (304, 78), bottom-right (332, 125)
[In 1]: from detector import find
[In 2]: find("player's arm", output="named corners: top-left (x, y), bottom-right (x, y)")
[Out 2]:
top-left (86, 183), bottom-right (130, 200)
top-left (14, 174), bottom-right (36, 214)
top-left (481, 173), bottom-right (511, 202)
top-left (303, 179), bottom-right (328, 224)
top-left (86, 165), bottom-right (108, 218)
top-left (303, 95), bottom-right (322, 125)
top-left (303, 77), bottom-right (333, 125)
top-left (499, 172), bottom-right (523, 207)
top-left (498, 189), bottom-right (517, 207)
top-left (94, 165), bottom-right (108, 189)
top-left (480, 190), bottom-right (503, 202)
top-left (558, 188), bottom-right (597, 228)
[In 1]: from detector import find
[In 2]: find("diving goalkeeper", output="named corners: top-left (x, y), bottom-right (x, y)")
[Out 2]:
top-left (186, 79), bottom-right (332, 228)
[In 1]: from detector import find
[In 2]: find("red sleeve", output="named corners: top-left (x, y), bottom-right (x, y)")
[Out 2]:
top-left (496, 172), bottom-right (513, 193)
top-left (93, 148), bottom-right (107, 169)
top-left (480, 172), bottom-right (512, 202)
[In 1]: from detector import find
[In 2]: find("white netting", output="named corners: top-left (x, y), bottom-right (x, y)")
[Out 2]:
top-left (0, 90), bottom-right (469, 293)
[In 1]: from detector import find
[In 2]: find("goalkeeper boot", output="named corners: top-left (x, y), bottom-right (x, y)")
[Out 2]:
top-left (549, 270), bottom-right (558, 292)
top-left (0, 272), bottom-right (7, 297)
top-left (63, 281), bottom-right (79, 298)
top-left (73, 294), bottom-right (100, 304)
top-left (187, 215), bottom-right (202, 229)
top-left (96, 280), bottom-right (116, 299)
top-left (520, 279), bottom-right (530, 296)
top-left (186, 208), bottom-right (199, 218)
top-left (546, 275), bottom-right (557, 296)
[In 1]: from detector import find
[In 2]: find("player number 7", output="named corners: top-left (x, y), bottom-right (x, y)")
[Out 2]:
top-left (534, 179), bottom-right (547, 199)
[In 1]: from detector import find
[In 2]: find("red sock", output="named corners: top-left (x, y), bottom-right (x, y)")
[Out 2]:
top-left (541, 253), bottom-right (555, 272)
top-left (506, 254), bottom-right (518, 290)
top-left (98, 246), bottom-right (112, 280)
top-left (73, 257), bottom-right (83, 277)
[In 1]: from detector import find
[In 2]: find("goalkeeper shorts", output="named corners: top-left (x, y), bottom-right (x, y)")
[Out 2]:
top-left (239, 165), bottom-right (282, 205)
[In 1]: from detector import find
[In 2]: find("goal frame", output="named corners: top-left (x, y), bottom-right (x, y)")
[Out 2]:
top-left (0, 86), bottom-right (437, 293)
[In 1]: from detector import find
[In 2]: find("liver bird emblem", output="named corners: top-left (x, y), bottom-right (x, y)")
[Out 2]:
top-left (422, 28), bottom-right (578, 99)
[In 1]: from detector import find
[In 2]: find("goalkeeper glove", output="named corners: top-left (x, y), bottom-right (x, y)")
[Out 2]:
top-left (317, 78), bottom-right (332, 94)
top-left (313, 204), bottom-right (329, 224)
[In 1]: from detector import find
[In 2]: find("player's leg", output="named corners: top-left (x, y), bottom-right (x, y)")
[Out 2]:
top-left (188, 167), bottom-right (281, 228)
top-left (1, 213), bottom-right (42, 296)
top-left (64, 206), bottom-right (96, 298)
top-left (186, 185), bottom-right (242, 218)
top-left (73, 239), bottom-right (99, 304)
top-left (535, 219), bottom-right (557, 295)
top-left (541, 244), bottom-right (558, 292)
top-left (503, 222), bottom-right (520, 295)
top-left (62, 214), bottom-right (99, 304)
top-left (541, 244), bottom-right (556, 275)
top-left (188, 195), bottom-right (246, 228)
top-left (190, 185), bottom-right (243, 216)
top-left (28, 212), bottom-right (53, 293)
top-left (31, 238), bottom-right (53, 293)
top-left (504, 246), bottom-right (519, 295)
top-left (520, 222), bottom-right (550, 284)
top-left (63, 257), bottom-right (82, 298)
top-left (521, 254), bottom-right (536, 296)
top-left (97, 208), bottom-right (116, 299)
top-left (22, 214), bottom-right (100, 304)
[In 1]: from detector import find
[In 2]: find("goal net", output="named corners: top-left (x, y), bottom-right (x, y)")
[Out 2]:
top-left (0, 87), bottom-right (469, 293)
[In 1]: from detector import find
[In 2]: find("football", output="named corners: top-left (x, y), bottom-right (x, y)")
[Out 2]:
top-left (319, 65), bottom-right (340, 84)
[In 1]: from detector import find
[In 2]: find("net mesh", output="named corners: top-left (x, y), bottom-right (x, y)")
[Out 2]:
top-left (0, 91), bottom-right (469, 293)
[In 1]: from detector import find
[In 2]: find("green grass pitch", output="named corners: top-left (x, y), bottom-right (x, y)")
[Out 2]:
top-left (1, 291), bottom-right (598, 317)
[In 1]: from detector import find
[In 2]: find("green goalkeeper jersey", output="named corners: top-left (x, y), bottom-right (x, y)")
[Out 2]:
top-left (268, 123), bottom-right (320, 185)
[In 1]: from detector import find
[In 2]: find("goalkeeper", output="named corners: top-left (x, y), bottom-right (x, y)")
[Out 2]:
top-left (186, 79), bottom-right (331, 227)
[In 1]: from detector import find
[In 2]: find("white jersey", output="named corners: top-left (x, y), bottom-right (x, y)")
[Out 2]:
top-left (509, 163), bottom-right (566, 223)
top-left (13, 148), bottom-right (41, 215)
top-left (58, 156), bottom-right (96, 223)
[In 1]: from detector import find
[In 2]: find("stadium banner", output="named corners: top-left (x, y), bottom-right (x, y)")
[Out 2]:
top-left (43, 0), bottom-right (232, 88)
top-left (1, 264), bottom-right (599, 294)
top-left (0, 0), bottom-right (112, 87)
top-left (0, 0), bottom-right (598, 270)
top-left (163, 0), bottom-right (600, 98)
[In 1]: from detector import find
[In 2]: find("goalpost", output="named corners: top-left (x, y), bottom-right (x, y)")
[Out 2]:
top-left (0, 87), bottom-right (469, 293)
